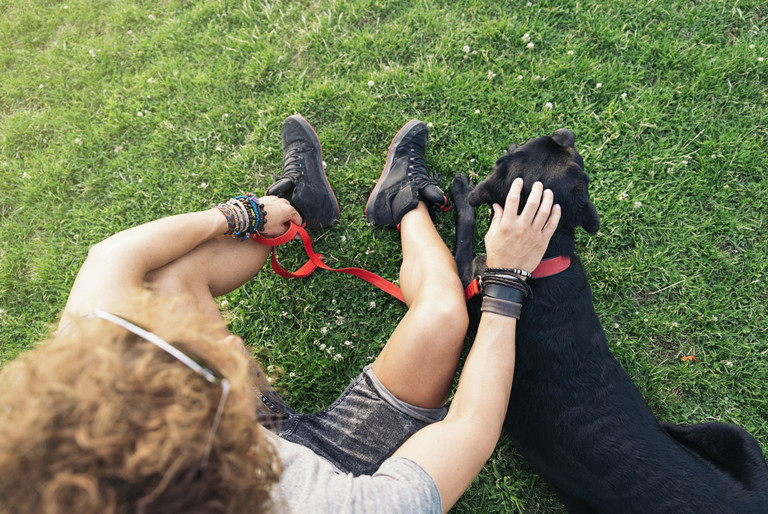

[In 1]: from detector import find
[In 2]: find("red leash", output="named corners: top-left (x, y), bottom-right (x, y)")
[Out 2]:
top-left (253, 223), bottom-right (405, 303)
top-left (253, 223), bottom-right (570, 305)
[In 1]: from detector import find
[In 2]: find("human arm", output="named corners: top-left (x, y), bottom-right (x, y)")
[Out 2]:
top-left (392, 179), bottom-right (560, 511)
top-left (59, 196), bottom-right (301, 328)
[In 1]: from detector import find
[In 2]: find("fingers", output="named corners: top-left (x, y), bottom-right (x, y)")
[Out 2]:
top-left (499, 179), bottom-right (555, 231)
top-left (503, 177), bottom-right (524, 218)
top-left (518, 181), bottom-right (543, 225)
top-left (257, 196), bottom-right (303, 237)
top-left (483, 178), bottom-right (561, 270)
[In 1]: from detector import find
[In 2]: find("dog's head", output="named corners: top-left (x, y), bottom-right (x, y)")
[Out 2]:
top-left (467, 128), bottom-right (599, 236)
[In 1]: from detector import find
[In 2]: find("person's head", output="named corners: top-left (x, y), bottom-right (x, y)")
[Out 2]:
top-left (0, 292), bottom-right (280, 513)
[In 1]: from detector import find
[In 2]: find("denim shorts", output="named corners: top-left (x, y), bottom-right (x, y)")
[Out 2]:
top-left (259, 364), bottom-right (448, 476)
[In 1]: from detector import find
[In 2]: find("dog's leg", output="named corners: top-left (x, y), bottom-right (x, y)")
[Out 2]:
top-left (450, 173), bottom-right (476, 288)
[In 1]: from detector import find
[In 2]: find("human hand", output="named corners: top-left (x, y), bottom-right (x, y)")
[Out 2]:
top-left (258, 196), bottom-right (303, 237)
top-left (484, 178), bottom-right (561, 271)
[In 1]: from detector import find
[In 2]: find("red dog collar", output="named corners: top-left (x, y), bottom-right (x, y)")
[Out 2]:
top-left (463, 255), bottom-right (572, 301)
top-left (531, 255), bottom-right (571, 279)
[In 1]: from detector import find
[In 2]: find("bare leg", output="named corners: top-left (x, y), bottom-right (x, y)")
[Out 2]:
top-left (145, 237), bottom-right (272, 337)
top-left (372, 203), bottom-right (469, 409)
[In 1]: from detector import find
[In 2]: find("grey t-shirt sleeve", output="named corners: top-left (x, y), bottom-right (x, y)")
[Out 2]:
top-left (268, 430), bottom-right (442, 513)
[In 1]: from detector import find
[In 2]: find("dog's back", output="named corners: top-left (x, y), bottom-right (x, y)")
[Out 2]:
top-left (454, 128), bottom-right (768, 511)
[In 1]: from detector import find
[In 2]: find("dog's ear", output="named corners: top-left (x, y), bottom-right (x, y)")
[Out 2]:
top-left (506, 143), bottom-right (519, 154)
top-left (551, 128), bottom-right (575, 148)
top-left (572, 182), bottom-right (600, 234)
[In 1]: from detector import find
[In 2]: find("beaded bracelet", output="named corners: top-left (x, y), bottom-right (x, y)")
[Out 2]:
top-left (213, 193), bottom-right (267, 239)
top-left (485, 267), bottom-right (532, 280)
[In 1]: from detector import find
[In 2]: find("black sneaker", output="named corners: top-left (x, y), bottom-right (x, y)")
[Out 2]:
top-left (365, 120), bottom-right (451, 228)
top-left (265, 115), bottom-right (339, 229)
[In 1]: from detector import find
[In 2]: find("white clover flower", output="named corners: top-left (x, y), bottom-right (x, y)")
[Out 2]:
top-left (137, 178), bottom-right (143, 183)
top-left (544, 102), bottom-right (553, 110)
top-left (427, 122), bottom-right (434, 128)
top-left (89, 49), bottom-right (96, 57)
top-left (633, 201), bottom-right (642, 209)
top-left (621, 92), bottom-right (628, 100)
top-left (749, 44), bottom-right (755, 49)
top-left (522, 33), bottom-right (530, 42)
top-left (22, 172), bottom-right (31, 179)
top-left (333, 353), bottom-right (343, 361)
top-left (759, 57), bottom-right (765, 62)
top-left (267, 365), bottom-right (275, 372)
top-left (517, 75), bottom-right (523, 80)
top-left (63, 4), bottom-right (68, 8)
top-left (319, 343), bottom-right (327, 351)
top-left (341, 235), bottom-right (347, 242)
top-left (367, 80), bottom-right (374, 87)
top-left (148, 14), bottom-right (156, 20)
top-left (200, 182), bottom-right (208, 188)
top-left (127, 30), bottom-right (133, 35)
top-left (681, 160), bottom-right (688, 165)
top-left (618, 192), bottom-right (628, 201)
top-left (74, 137), bottom-right (83, 145)
top-left (463, 45), bottom-right (471, 53)
top-left (474, 109), bottom-right (480, 114)
top-left (220, 299), bottom-right (228, 307)
top-left (671, 322), bottom-right (679, 328)
top-left (321, 326), bottom-right (329, 335)
top-left (725, 361), bottom-right (733, 367)
top-left (39, 84), bottom-right (44, 89)
top-left (613, 323), bottom-right (619, 329)
top-left (526, 42), bottom-right (534, 50)
top-left (289, 372), bottom-right (296, 378)
top-left (322, 160), bottom-right (327, 167)
top-left (344, 340), bottom-right (353, 347)
top-left (596, 83), bottom-right (602, 88)
top-left (137, 111), bottom-right (144, 117)
top-left (487, 70), bottom-right (496, 79)
top-left (567, 50), bottom-right (574, 55)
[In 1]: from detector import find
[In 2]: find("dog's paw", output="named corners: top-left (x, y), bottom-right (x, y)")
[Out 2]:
top-left (450, 173), bottom-right (475, 203)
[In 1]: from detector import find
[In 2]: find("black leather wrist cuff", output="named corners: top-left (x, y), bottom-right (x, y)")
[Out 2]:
top-left (483, 283), bottom-right (526, 304)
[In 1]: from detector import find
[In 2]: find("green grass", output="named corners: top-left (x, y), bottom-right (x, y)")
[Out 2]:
top-left (2, 0), bottom-right (767, 510)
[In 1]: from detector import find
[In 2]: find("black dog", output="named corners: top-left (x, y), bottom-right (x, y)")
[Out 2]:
top-left (451, 128), bottom-right (768, 512)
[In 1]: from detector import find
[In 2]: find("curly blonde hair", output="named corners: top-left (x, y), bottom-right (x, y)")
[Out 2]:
top-left (0, 292), bottom-right (281, 513)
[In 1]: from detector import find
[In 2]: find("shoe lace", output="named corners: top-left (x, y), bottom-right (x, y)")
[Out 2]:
top-left (406, 147), bottom-right (443, 189)
top-left (277, 146), bottom-right (303, 181)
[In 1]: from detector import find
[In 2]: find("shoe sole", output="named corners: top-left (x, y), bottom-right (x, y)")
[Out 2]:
top-left (287, 114), bottom-right (340, 228)
top-left (365, 119), bottom-right (425, 224)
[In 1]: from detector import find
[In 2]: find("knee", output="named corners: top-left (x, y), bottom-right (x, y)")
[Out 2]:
top-left (415, 292), bottom-right (469, 340)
